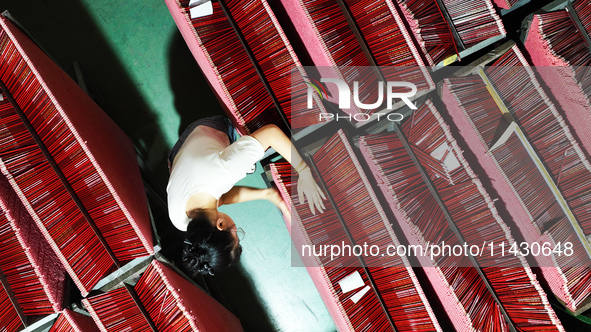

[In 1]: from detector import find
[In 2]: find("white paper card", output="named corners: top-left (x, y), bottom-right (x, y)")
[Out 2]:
top-left (190, 1), bottom-right (213, 19)
top-left (430, 142), bottom-right (448, 161)
top-left (338, 271), bottom-right (364, 294)
top-left (350, 285), bottom-right (370, 304)
top-left (442, 151), bottom-right (461, 171)
top-left (0, 94), bottom-right (3, 101)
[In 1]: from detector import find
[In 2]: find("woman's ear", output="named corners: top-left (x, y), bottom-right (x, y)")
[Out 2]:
top-left (216, 217), bottom-right (224, 231)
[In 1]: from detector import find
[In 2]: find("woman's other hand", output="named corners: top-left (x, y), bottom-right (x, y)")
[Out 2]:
top-left (296, 167), bottom-right (326, 215)
top-left (264, 188), bottom-right (292, 224)
top-left (265, 188), bottom-right (290, 215)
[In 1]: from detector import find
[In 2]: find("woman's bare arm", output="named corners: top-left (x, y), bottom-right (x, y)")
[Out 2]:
top-left (219, 186), bottom-right (273, 205)
top-left (219, 186), bottom-right (290, 218)
top-left (250, 125), bottom-right (325, 214)
top-left (249, 124), bottom-right (300, 165)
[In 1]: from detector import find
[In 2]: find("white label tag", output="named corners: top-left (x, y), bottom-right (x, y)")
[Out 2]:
top-left (350, 285), bottom-right (370, 304)
top-left (190, 1), bottom-right (213, 19)
top-left (338, 271), bottom-right (364, 294)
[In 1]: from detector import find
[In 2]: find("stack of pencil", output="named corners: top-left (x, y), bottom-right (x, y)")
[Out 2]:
top-left (397, 0), bottom-right (505, 67)
top-left (0, 171), bottom-right (66, 316)
top-left (83, 259), bottom-right (243, 332)
top-left (312, 130), bottom-right (441, 331)
top-left (270, 128), bottom-right (443, 331)
top-left (360, 100), bottom-right (563, 331)
top-left (442, 42), bottom-right (591, 313)
top-left (270, 162), bottom-right (399, 331)
top-left (491, 0), bottom-right (520, 10)
top-left (0, 283), bottom-right (25, 332)
top-left (165, 0), bottom-right (327, 133)
top-left (524, 0), bottom-right (591, 158)
top-left (281, 0), bottom-right (433, 118)
top-left (0, 15), bottom-right (154, 296)
top-left (48, 309), bottom-right (100, 332)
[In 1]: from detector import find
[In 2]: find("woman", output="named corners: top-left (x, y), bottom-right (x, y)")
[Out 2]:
top-left (167, 115), bottom-right (325, 277)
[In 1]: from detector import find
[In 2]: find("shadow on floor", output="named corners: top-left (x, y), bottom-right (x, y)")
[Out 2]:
top-left (168, 31), bottom-right (224, 136)
top-left (213, 264), bottom-right (276, 332)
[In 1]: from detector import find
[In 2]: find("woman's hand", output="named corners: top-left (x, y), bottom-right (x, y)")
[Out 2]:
top-left (296, 167), bottom-right (326, 215)
top-left (249, 124), bottom-right (326, 214)
top-left (264, 188), bottom-right (291, 221)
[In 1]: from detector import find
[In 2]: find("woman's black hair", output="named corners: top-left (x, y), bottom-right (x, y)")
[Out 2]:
top-left (181, 212), bottom-right (242, 277)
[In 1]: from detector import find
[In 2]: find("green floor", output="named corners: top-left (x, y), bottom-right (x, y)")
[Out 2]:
top-left (1, 0), bottom-right (334, 331)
